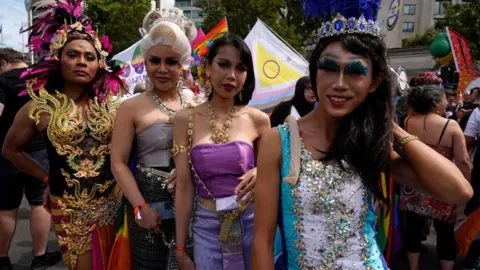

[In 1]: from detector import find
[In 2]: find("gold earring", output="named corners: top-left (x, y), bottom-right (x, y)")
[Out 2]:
top-left (204, 80), bottom-right (212, 96)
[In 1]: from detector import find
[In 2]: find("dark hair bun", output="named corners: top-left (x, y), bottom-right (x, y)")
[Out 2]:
top-left (408, 85), bottom-right (444, 114)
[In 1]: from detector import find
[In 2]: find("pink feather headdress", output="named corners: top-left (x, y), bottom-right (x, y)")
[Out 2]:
top-left (19, 0), bottom-right (123, 99)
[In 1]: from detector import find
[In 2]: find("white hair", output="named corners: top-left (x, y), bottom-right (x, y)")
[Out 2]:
top-left (140, 8), bottom-right (196, 69)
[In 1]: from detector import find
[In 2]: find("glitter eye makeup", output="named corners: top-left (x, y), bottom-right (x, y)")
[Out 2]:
top-left (344, 60), bottom-right (369, 76)
top-left (317, 57), bottom-right (340, 72)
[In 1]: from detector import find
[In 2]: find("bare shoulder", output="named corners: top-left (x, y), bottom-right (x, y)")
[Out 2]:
top-left (246, 106), bottom-right (270, 127)
top-left (19, 100), bottom-right (36, 121)
top-left (447, 117), bottom-right (460, 129)
top-left (173, 104), bottom-right (196, 127)
top-left (447, 118), bottom-right (463, 135)
top-left (259, 127), bottom-right (282, 154)
top-left (437, 116), bottom-right (461, 134)
top-left (118, 93), bottom-right (143, 110)
top-left (23, 100), bottom-right (34, 111)
top-left (15, 100), bottom-right (41, 128)
top-left (22, 100), bottom-right (40, 118)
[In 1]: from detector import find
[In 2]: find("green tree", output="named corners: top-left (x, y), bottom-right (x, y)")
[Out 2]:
top-left (274, 0), bottom-right (321, 50)
top-left (86, 0), bottom-right (151, 55)
top-left (197, 0), bottom-right (283, 38)
top-left (196, 0), bottom-right (320, 52)
top-left (403, 28), bottom-right (441, 48)
top-left (444, 0), bottom-right (480, 60)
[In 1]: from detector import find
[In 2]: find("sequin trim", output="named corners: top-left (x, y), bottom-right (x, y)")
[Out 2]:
top-left (279, 123), bottom-right (380, 269)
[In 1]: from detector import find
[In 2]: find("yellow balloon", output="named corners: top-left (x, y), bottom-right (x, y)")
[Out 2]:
top-left (436, 52), bottom-right (453, 66)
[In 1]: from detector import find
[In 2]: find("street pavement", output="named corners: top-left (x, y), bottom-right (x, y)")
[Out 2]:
top-left (8, 197), bottom-right (469, 269)
top-left (9, 198), bottom-right (64, 270)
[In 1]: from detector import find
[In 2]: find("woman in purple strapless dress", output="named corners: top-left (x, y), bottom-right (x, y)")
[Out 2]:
top-left (172, 33), bottom-right (270, 270)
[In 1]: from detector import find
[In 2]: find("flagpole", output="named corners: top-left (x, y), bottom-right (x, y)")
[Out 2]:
top-left (256, 18), bottom-right (308, 64)
top-left (22, 22), bottom-right (25, 53)
top-left (29, 9), bottom-right (34, 64)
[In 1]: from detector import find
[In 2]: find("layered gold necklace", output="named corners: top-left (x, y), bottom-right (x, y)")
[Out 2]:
top-left (207, 102), bottom-right (236, 144)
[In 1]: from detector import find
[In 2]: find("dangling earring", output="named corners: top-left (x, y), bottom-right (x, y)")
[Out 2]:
top-left (239, 89), bottom-right (243, 102)
top-left (204, 80), bottom-right (212, 97)
top-left (177, 77), bottom-right (184, 92)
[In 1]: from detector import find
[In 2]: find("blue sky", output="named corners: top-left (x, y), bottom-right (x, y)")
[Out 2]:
top-left (0, 0), bottom-right (28, 52)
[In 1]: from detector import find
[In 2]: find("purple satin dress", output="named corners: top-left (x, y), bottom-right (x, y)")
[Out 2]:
top-left (190, 141), bottom-right (255, 270)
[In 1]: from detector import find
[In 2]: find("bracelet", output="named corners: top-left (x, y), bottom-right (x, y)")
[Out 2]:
top-left (393, 135), bottom-right (419, 156)
top-left (134, 201), bottom-right (148, 219)
top-left (175, 245), bottom-right (186, 252)
top-left (42, 176), bottom-right (49, 184)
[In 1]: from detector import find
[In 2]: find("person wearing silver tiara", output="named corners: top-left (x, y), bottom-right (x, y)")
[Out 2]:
top-left (251, 0), bottom-right (473, 269)
top-left (1, 0), bottom-right (124, 269)
top-left (110, 8), bottom-right (198, 269)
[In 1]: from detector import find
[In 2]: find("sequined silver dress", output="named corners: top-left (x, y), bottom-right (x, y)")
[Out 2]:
top-left (275, 123), bottom-right (388, 270)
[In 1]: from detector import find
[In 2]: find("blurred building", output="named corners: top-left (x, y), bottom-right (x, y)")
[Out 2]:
top-left (174, 0), bottom-right (204, 28)
top-left (378, 0), bottom-right (467, 49)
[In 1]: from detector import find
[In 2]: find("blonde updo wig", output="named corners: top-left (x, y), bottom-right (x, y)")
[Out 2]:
top-left (140, 8), bottom-right (196, 69)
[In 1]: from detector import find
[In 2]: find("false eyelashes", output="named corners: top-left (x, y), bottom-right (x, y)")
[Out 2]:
top-left (345, 60), bottom-right (369, 76)
top-left (317, 57), bottom-right (369, 76)
top-left (317, 57), bottom-right (340, 72)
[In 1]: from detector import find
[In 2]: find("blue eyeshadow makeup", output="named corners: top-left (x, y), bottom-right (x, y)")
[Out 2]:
top-left (317, 57), bottom-right (340, 72)
top-left (344, 60), bottom-right (369, 76)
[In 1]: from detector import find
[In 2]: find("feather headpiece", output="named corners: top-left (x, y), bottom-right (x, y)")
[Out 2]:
top-left (299, 0), bottom-right (382, 39)
top-left (19, 0), bottom-right (122, 99)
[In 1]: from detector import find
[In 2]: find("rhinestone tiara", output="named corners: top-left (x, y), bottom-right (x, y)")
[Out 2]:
top-left (318, 13), bottom-right (381, 39)
top-left (141, 7), bottom-right (189, 35)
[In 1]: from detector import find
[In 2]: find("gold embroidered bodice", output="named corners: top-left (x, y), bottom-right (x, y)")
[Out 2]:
top-left (28, 85), bottom-right (120, 179)
top-left (27, 84), bottom-right (122, 269)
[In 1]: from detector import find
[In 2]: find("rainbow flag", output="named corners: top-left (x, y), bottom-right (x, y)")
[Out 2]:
top-left (190, 28), bottom-right (205, 47)
top-left (192, 17), bottom-right (228, 59)
top-left (376, 173), bottom-right (402, 267)
top-left (107, 205), bottom-right (131, 270)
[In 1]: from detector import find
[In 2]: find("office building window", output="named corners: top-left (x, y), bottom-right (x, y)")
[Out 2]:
top-left (435, 0), bottom-right (451, 15)
top-left (183, 10), bottom-right (191, 18)
top-left (191, 10), bottom-right (200, 18)
top-left (175, 0), bottom-right (191, 7)
top-left (402, 22), bottom-right (415, 32)
top-left (404, 4), bottom-right (416, 15)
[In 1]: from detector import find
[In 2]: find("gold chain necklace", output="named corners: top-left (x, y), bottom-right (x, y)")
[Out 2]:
top-left (207, 102), bottom-right (236, 144)
top-left (150, 91), bottom-right (187, 123)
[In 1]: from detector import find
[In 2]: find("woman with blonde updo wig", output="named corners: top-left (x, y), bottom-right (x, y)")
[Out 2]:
top-left (110, 7), bottom-right (198, 269)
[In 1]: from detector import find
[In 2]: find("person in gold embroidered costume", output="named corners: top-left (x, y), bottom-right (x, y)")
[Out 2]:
top-left (173, 33), bottom-right (270, 270)
top-left (2, 1), bottom-right (124, 269)
top-left (110, 7), bottom-right (198, 270)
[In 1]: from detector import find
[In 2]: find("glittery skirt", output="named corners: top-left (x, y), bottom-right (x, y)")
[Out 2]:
top-left (126, 165), bottom-right (194, 270)
top-left (49, 186), bottom-right (121, 270)
top-left (192, 199), bottom-right (254, 270)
